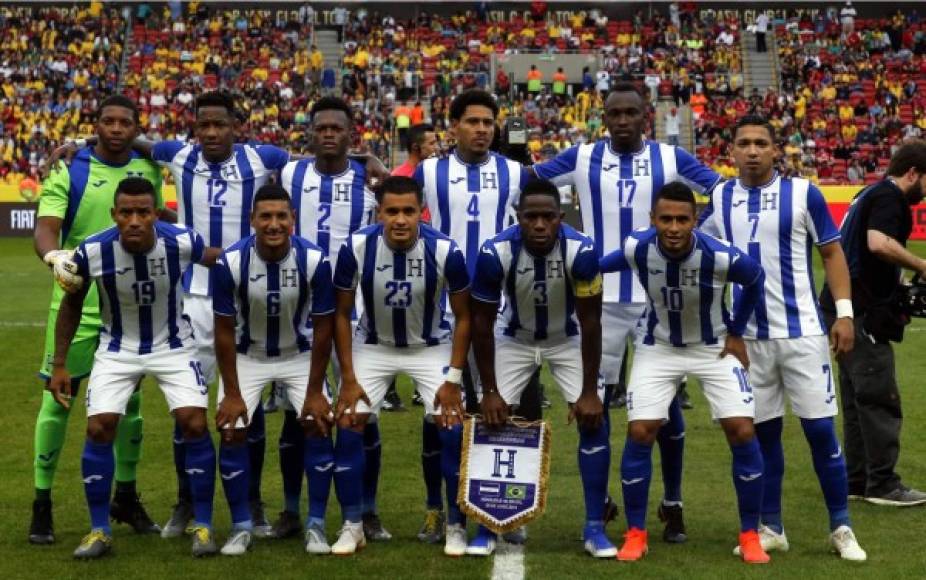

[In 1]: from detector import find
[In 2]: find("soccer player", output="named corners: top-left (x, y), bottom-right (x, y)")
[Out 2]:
top-left (211, 184), bottom-right (335, 556)
top-left (30, 95), bottom-right (163, 544)
top-left (276, 97), bottom-right (387, 542)
top-left (531, 82), bottom-right (723, 541)
top-left (393, 123), bottom-right (439, 178)
top-left (470, 179), bottom-right (612, 558)
top-left (698, 115), bottom-right (867, 560)
top-left (599, 182), bottom-right (770, 564)
top-left (319, 175), bottom-right (471, 556)
top-left (48, 177), bottom-right (221, 558)
top-left (413, 88), bottom-right (527, 544)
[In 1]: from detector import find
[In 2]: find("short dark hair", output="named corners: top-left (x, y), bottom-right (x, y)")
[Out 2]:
top-left (195, 91), bottom-right (237, 117)
top-left (519, 179), bottom-right (561, 208)
top-left (608, 81), bottom-right (645, 101)
top-left (376, 175), bottom-right (422, 205)
top-left (733, 114), bottom-right (776, 141)
top-left (449, 89), bottom-right (498, 122)
top-left (654, 181), bottom-right (696, 210)
top-left (98, 94), bottom-right (139, 123)
top-left (310, 96), bottom-right (353, 125)
top-left (886, 139), bottom-right (926, 178)
top-left (252, 183), bottom-right (292, 211)
top-left (407, 123), bottom-right (435, 154)
top-left (114, 176), bottom-right (156, 204)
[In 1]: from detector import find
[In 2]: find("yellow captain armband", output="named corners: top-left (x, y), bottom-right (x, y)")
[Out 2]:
top-left (573, 274), bottom-right (603, 298)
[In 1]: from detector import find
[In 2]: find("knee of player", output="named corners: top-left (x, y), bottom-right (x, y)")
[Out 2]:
top-left (627, 421), bottom-right (660, 445)
top-left (220, 428), bottom-right (248, 446)
top-left (86, 414), bottom-right (119, 443)
top-left (175, 408), bottom-right (208, 439)
top-left (721, 417), bottom-right (756, 445)
top-left (302, 421), bottom-right (331, 439)
top-left (336, 414), bottom-right (368, 432)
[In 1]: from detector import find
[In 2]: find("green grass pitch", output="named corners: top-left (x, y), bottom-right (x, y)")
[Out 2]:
top-left (1, 237), bottom-right (924, 579)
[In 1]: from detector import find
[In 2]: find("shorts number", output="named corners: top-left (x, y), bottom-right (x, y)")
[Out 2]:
top-left (467, 195), bottom-right (479, 220)
top-left (617, 180), bottom-right (636, 207)
top-left (384, 280), bottom-right (412, 308)
top-left (660, 287), bottom-right (683, 311)
top-left (532, 281), bottom-right (548, 305)
top-left (732, 367), bottom-right (753, 403)
top-left (132, 280), bottom-right (156, 305)
top-left (189, 361), bottom-right (207, 388)
top-left (267, 291), bottom-right (281, 317)
top-left (207, 178), bottom-right (228, 207)
top-left (318, 202), bottom-right (331, 232)
top-left (822, 363), bottom-right (835, 404)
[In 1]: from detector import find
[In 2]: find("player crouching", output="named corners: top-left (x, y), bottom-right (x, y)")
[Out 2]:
top-left (211, 184), bottom-right (336, 555)
top-left (49, 177), bottom-right (221, 558)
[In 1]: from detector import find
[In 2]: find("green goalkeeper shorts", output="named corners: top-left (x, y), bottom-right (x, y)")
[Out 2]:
top-left (38, 309), bottom-right (100, 381)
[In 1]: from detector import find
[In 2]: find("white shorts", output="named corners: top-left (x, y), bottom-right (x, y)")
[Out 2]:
top-left (86, 345), bottom-right (208, 416)
top-left (492, 334), bottom-right (605, 406)
top-left (600, 302), bottom-right (645, 384)
top-left (746, 335), bottom-right (838, 423)
top-left (349, 341), bottom-right (457, 416)
top-left (627, 342), bottom-right (755, 421)
top-left (218, 351), bottom-right (332, 429)
top-left (184, 294), bottom-right (216, 383)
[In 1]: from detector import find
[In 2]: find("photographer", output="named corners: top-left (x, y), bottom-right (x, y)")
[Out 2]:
top-left (821, 139), bottom-right (926, 507)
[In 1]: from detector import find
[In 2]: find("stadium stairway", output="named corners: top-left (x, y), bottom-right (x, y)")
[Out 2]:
top-left (653, 102), bottom-right (695, 152)
top-left (741, 30), bottom-right (778, 94)
top-left (314, 28), bottom-right (344, 90)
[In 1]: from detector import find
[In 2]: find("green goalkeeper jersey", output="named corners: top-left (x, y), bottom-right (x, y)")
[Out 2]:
top-left (37, 147), bottom-right (164, 322)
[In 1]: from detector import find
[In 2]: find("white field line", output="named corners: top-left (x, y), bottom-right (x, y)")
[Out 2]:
top-left (491, 541), bottom-right (525, 580)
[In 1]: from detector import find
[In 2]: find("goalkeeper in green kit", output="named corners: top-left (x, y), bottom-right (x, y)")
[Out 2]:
top-left (29, 95), bottom-right (166, 543)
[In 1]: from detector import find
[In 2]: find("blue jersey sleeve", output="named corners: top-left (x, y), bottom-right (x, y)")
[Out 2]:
top-left (211, 256), bottom-right (237, 317)
top-left (189, 229), bottom-right (205, 264)
top-left (413, 163), bottom-right (425, 188)
top-left (571, 242), bottom-right (600, 281)
top-left (72, 243), bottom-right (90, 278)
top-left (675, 146), bottom-right (722, 193)
top-left (726, 249), bottom-right (765, 336)
top-left (254, 144), bottom-right (291, 171)
top-left (332, 242), bottom-right (359, 290)
top-left (599, 249), bottom-right (631, 274)
top-left (310, 257), bottom-right (335, 315)
top-left (151, 140), bottom-right (187, 163)
top-left (807, 184), bottom-right (840, 245)
top-left (533, 145), bottom-right (579, 184)
top-left (470, 243), bottom-right (504, 302)
top-left (444, 243), bottom-right (470, 293)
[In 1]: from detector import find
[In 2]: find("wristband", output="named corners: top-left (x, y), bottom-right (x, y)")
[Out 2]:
top-left (445, 366), bottom-right (463, 384)
top-left (835, 299), bottom-right (854, 319)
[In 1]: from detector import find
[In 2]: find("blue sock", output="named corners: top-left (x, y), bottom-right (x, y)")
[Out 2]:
top-left (657, 396), bottom-right (686, 504)
top-left (801, 417), bottom-right (850, 530)
top-left (620, 438), bottom-right (653, 530)
top-left (334, 429), bottom-right (365, 523)
top-left (439, 424), bottom-right (465, 525)
top-left (422, 418), bottom-right (443, 509)
top-left (362, 420), bottom-right (382, 515)
top-left (219, 443), bottom-right (252, 528)
top-left (247, 401), bottom-right (266, 503)
top-left (280, 410), bottom-right (304, 514)
top-left (304, 435), bottom-right (334, 524)
top-left (755, 418), bottom-right (784, 533)
top-left (173, 421), bottom-right (191, 503)
top-left (578, 421), bottom-right (610, 523)
top-left (82, 440), bottom-right (114, 534)
top-left (185, 433), bottom-right (216, 528)
top-left (731, 438), bottom-right (764, 532)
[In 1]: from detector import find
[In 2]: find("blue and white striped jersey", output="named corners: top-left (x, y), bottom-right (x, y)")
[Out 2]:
top-left (212, 235), bottom-right (335, 357)
top-left (414, 151), bottom-right (527, 276)
top-left (534, 140), bottom-right (721, 303)
top-left (280, 158), bottom-right (377, 265)
top-left (333, 223), bottom-right (470, 347)
top-left (471, 224), bottom-right (602, 342)
top-left (600, 228), bottom-right (764, 347)
top-left (152, 141), bottom-right (290, 295)
top-left (698, 174), bottom-right (839, 339)
top-left (72, 222), bottom-right (205, 354)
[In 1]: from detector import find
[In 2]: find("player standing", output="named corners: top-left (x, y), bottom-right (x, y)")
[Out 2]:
top-left (531, 82), bottom-right (723, 541)
top-left (48, 177), bottom-right (220, 558)
top-left (600, 182), bottom-right (770, 563)
top-left (315, 176), bottom-right (471, 556)
top-left (699, 115), bottom-right (866, 560)
top-left (30, 96), bottom-right (163, 543)
top-left (470, 180), bottom-right (613, 558)
top-left (211, 184), bottom-right (335, 555)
